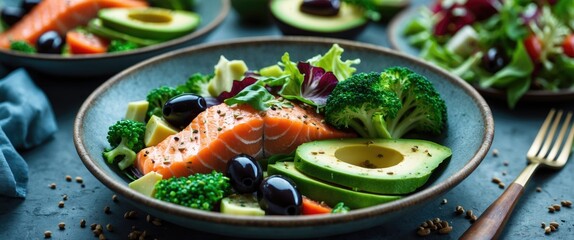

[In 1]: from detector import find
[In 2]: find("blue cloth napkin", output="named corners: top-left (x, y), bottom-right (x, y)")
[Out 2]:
top-left (0, 68), bottom-right (57, 198)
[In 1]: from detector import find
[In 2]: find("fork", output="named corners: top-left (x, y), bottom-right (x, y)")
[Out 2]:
top-left (460, 109), bottom-right (574, 240)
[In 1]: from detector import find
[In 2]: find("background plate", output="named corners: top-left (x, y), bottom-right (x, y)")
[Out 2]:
top-left (74, 36), bottom-right (494, 239)
top-left (0, 0), bottom-right (229, 78)
top-left (388, 6), bottom-right (574, 103)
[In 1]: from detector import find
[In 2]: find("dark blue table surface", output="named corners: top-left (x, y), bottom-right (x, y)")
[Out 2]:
top-left (1, 1), bottom-right (573, 239)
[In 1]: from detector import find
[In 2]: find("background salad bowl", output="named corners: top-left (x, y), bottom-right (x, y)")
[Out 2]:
top-left (0, 0), bottom-right (229, 78)
top-left (73, 36), bottom-right (494, 238)
top-left (388, 3), bottom-right (574, 106)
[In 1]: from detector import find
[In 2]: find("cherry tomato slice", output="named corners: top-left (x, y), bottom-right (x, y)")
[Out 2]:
top-left (524, 35), bottom-right (542, 63)
top-left (66, 31), bottom-right (109, 54)
top-left (563, 35), bottom-right (574, 58)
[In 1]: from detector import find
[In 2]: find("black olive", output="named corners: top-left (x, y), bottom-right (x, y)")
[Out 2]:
top-left (227, 154), bottom-right (263, 193)
top-left (22, 0), bottom-right (42, 13)
top-left (257, 175), bottom-right (302, 215)
top-left (36, 31), bottom-right (64, 54)
top-left (163, 93), bottom-right (207, 129)
top-left (300, 0), bottom-right (340, 16)
top-left (481, 47), bottom-right (509, 73)
top-left (1, 6), bottom-right (25, 26)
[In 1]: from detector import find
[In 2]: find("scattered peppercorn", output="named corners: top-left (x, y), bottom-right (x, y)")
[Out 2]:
top-left (545, 226), bottom-right (552, 234)
top-left (65, 175), bottom-right (72, 182)
top-left (80, 219), bottom-right (86, 228)
top-left (75, 176), bottom-right (83, 183)
top-left (49, 183), bottom-right (56, 189)
top-left (62, 194), bottom-right (68, 201)
top-left (104, 206), bottom-right (111, 214)
top-left (58, 201), bottom-right (65, 208)
top-left (106, 223), bottom-right (113, 232)
top-left (491, 177), bottom-right (501, 184)
top-left (548, 206), bottom-right (555, 213)
top-left (58, 222), bottom-right (65, 230)
top-left (416, 217), bottom-right (452, 236)
top-left (561, 200), bottom-right (572, 207)
top-left (492, 149), bottom-right (499, 157)
top-left (124, 210), bottom-right (137, 219)
top-left (441, 199), bottom-right (447, 205)
top-left (112, 194), bottom-right (119, 203)
top-left (541, 222), bottom-right (546, 228)
top-left (465, 210), bottom-right (473, 219)
top-left (90, 223), bottom-right (97, 230)
top-left (98, 233), bottom-right (106, 240)
top-left (44, 231), bottom-right (52, 238)
top-left (552, 204), bottom-right (561, 211)
top-left (498, 182), bottom-right (505, 189)
top-left (455, 205), bottom-right (465, 215)
top-left (536, 187), bottom-right (542, 192)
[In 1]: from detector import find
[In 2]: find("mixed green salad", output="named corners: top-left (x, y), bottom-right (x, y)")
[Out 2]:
top-left (104, 44), bottom-right (451, 216)
top-left (403, 0), bottom-right (574, 107)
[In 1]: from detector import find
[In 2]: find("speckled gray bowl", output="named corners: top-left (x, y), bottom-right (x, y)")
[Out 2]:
top-left (0, 0), bottom-right (229, 78)
top-left (74, 36), bottom-right (494, 239)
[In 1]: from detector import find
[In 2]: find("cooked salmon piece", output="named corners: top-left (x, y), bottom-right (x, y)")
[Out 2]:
top-left (136, 103), bottom-right (357, 179)
top-left (0, 0), bottom-right (148, 48)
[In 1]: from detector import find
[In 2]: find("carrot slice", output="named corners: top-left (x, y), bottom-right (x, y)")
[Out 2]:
top-left (302, 196), bottom-right (332, 215)
top-left (66, 30), bottom-right (109, 54)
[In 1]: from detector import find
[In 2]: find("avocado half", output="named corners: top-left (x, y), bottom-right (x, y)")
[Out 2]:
top-left (270, 0), bottom-right (369, 39)
top-left (294, 138), bottom-right (452, 194)
top-left (98, 7), bottom-right (201, 41)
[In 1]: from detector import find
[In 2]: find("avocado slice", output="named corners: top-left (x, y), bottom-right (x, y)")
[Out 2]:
top-left (98, 7), bottom-right (200, 41)
top-left (294, 138), bottom-right (452, 194)
top-left (268, 162), bottom-right (400, 209)
top-left (270, 0), bottom-right (368, 39)
top-left (86, 19), bottom-right (160, 47)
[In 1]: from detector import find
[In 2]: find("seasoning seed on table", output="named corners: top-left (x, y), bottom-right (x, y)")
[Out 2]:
top-left (561, 200), bottom-right (572, 207)
top-left (65, 175), bottom-right (72, 182)
top-left (44, 230), bottom-right (52, 238)
top-left (49, 183), bottom-right (56, 189)
top-left (58, 201), bottom-right (64, 208)
top-left (58, 222), bottom-right (65, 230)
top-left (80, 219), bottom-right (86, 228)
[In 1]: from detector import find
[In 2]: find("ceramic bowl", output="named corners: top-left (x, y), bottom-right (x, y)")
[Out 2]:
top-left (0, 0), bottom-right (229, 78)
top-left (74, 36), bottom-right (494, 239)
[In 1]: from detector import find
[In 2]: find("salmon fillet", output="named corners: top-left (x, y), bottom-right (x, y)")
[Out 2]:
top-left (0, 0), bottom-right (148, 48)
top-left (136, 103), bottom-right (357, 179)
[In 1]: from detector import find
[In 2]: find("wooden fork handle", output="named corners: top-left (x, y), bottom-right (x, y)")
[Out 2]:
top-left (459, 182), bottom-right (525, 240)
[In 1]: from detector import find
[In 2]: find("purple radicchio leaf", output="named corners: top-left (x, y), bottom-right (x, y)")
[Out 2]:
top-left (217, 76), bottom-right (258, 102)
top-left (297, 61), bottom-right (338, 107)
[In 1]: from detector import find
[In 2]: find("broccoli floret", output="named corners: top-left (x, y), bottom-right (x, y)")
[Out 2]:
top-left (10, 41), bottom-right (36, 53)
top-left (146, 86), bottom-right (183, 118)
top-left (325, 72), bottom-right (401, 138)
top-left (154, 171), bottom-right (231, 211)
top-left (381, 67), bottom-right (447, 138)
top-left (325, 67), bottom-right (447, 139)
top-left (176, 73), bottom-right (214, 97)
top-left (107, 39), bottom-right (138, 53)
top-left (331, 202), bottom-right (350, 213)
top-left (103, 119), bottom-right (146, 170)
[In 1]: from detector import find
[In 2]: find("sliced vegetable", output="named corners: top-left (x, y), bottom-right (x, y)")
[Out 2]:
top-left (66, 30), bottom-right (109, 54)
top-left (302, 196), bottom-right (332, 215)
top-left (563, 35), bottom-right (574, 58)
top-left (524, 35), bottom-right (543, 63)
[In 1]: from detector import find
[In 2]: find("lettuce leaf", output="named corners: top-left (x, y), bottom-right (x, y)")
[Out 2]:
top-left (307, 44), bottom-right (360, 81)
